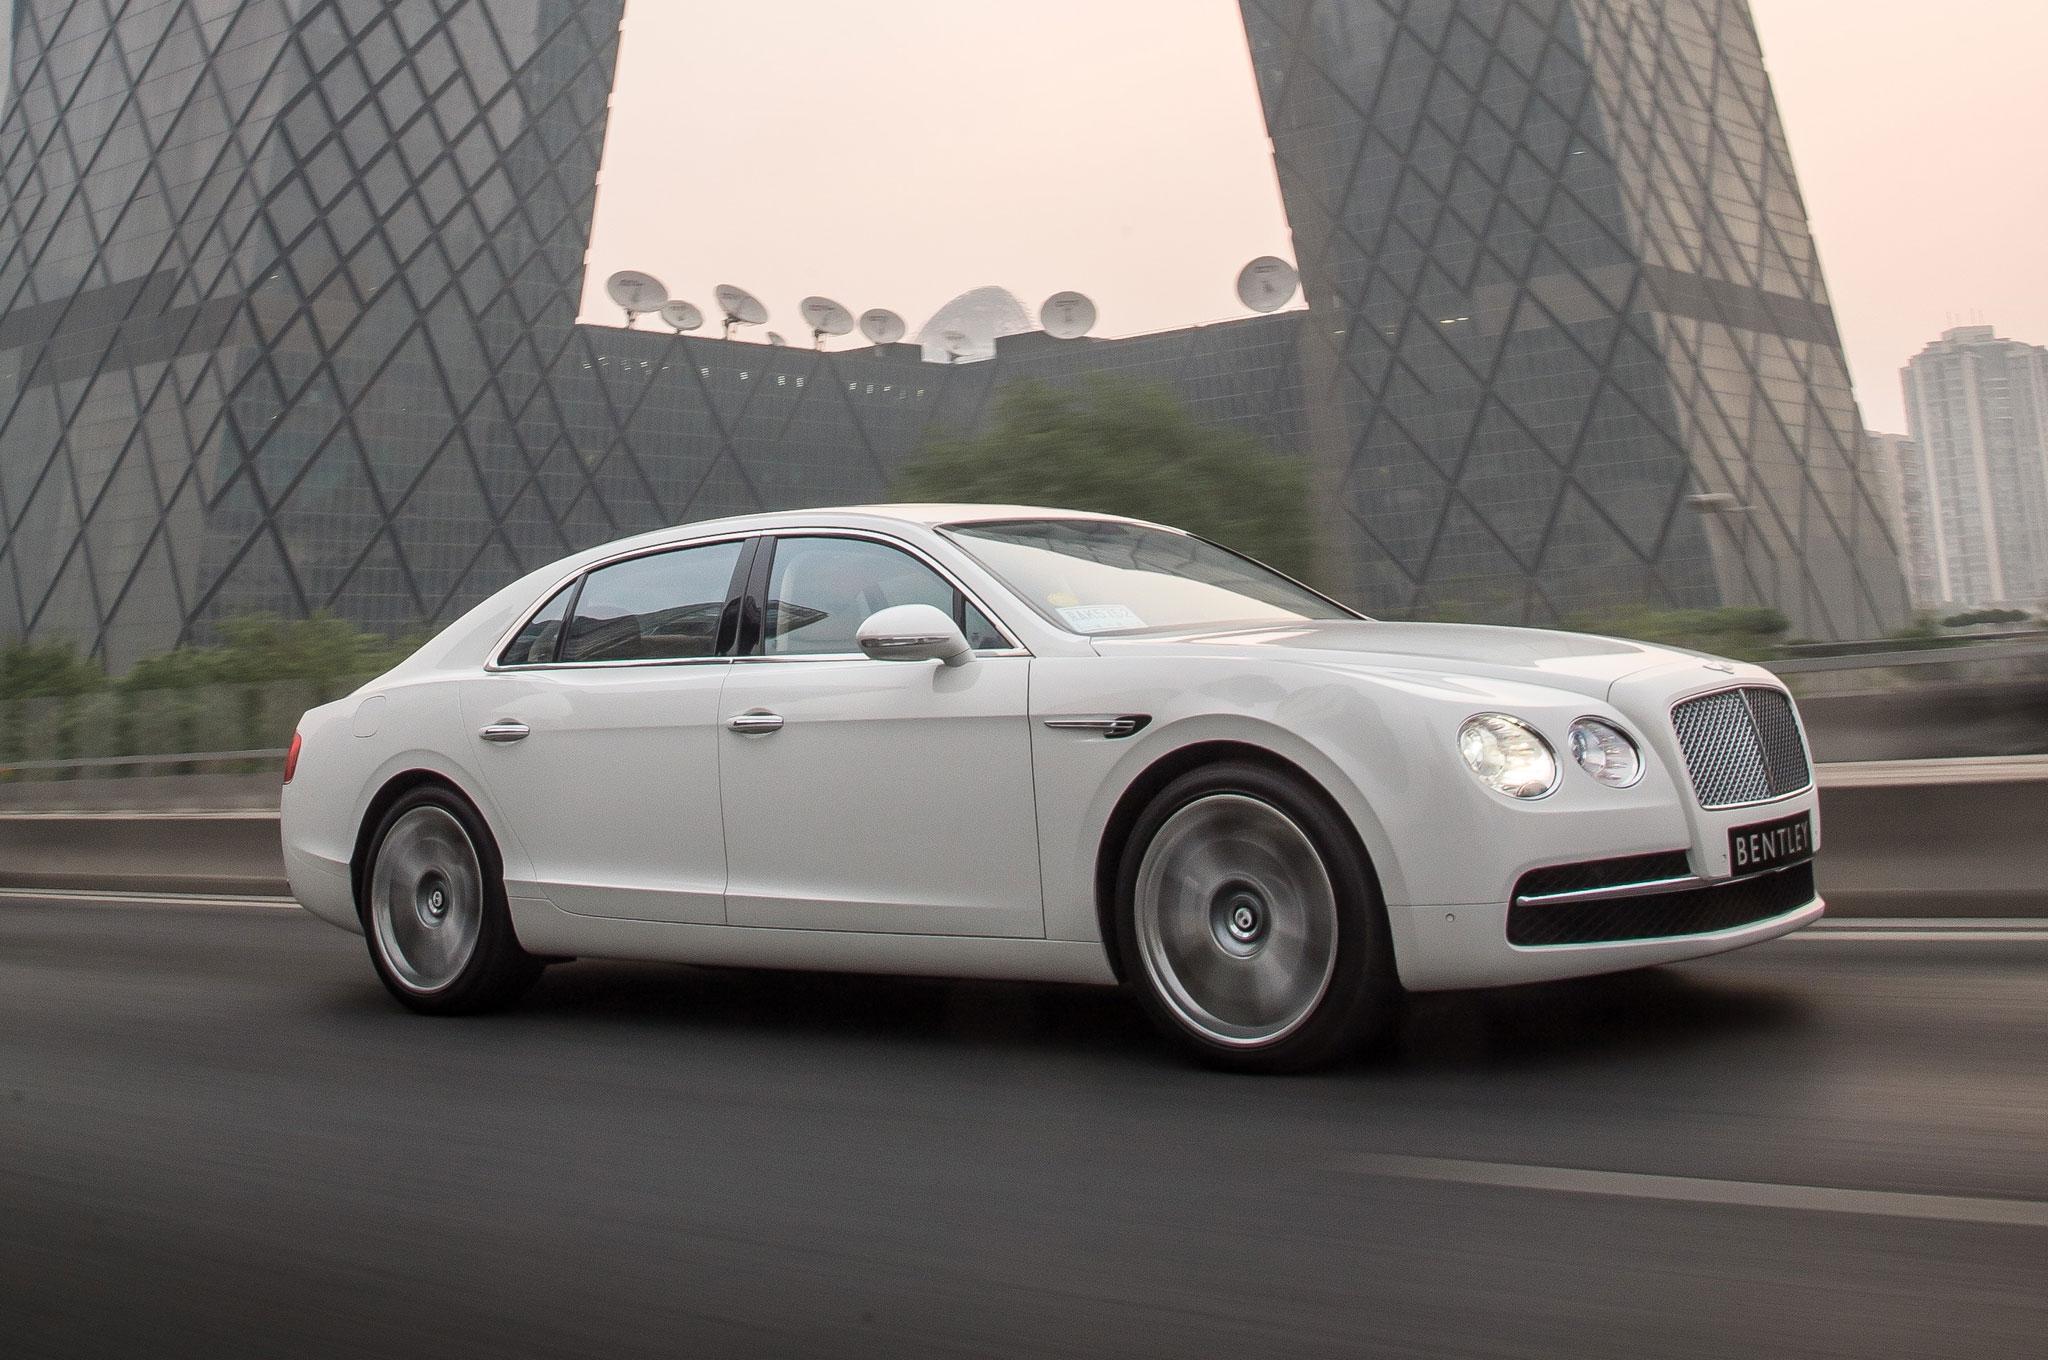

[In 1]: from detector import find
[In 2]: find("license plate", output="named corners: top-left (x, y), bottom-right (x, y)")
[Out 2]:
top-left (1728, 811), bottom-right (1813, 877)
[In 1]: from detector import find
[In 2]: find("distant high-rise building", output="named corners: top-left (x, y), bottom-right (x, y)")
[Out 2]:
top-left (1901, 326), bottom-right (2048, 607)
top-left (1865, 431), bottom-right (1940, 608)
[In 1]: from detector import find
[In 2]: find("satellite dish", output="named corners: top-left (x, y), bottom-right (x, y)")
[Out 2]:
top-left (940, 329), bottom-right (975, 363)
top-left (859, 308), bottom-right (907, 347)
top-left (606, 270), bottom-right (667, 327)
top-left (1236, 256), bottom-right (1300, 314)
top-left (765, 331), bottom-right (789, 348)
top-left (1041, 291), bottom-right (1097, 340)
top-left (658, 300), bottom-right (705, 334)
top-left (800, 296), bottom-right (855, 347)
top-left (714, 283), bottom-right (769, 339)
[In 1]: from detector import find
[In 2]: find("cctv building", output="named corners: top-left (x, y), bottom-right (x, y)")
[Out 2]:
top-left (0, 0), bottom-right (1908, 666)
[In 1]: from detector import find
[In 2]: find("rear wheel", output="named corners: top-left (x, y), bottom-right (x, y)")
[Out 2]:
top-left (1116, 762), bottom-right (1397, 1072)
top-left (362, 788), bottom-right (541, 1014)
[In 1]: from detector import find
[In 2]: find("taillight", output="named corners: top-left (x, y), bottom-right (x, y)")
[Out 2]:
top-left (284, 730), bottom-right (302, 784)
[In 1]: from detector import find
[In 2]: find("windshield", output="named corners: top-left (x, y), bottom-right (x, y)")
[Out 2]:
top-left (945, 520), bottom-right (1358, 636)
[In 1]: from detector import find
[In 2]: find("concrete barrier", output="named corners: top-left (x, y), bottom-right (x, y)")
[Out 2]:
top-left (3, 758), bottom-right (2043, 918)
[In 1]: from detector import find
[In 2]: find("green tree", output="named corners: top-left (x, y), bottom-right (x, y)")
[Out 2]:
top-left (892, 379), bottom-right (1319, 580)
top-left (1940, 607), bottom-right (2032, 628)
top-left (0, 639), bottom-right (105, 699)
top-left (119, 613), bottom-right (421, 695)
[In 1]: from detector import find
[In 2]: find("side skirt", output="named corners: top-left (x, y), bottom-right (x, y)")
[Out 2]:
top-left (508, 897), bottom-right (1120, 987)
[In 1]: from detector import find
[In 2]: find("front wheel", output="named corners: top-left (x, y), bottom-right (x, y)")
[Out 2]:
top-left (361, 788), bottom-right (542, 1015)
top-left (1115, 762), bottom-right (1398, 1073)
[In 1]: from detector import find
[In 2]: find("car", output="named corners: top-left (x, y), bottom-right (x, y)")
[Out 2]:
top-left (281, 505), bottom-right (1824, 1071)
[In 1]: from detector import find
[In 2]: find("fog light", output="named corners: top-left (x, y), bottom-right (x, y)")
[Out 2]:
top-left (1458, 715), bottom-right (1558, 799)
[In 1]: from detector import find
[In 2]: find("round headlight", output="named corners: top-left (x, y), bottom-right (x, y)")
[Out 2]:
top-left (1569, 718), bottom-right (1643, 788)
top-left (1458, 715), bottom-right (1558, 799)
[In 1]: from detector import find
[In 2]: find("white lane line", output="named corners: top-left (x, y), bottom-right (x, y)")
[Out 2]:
top-left (1788, 928), bottom-right (2048, 943)
top-left (0, 887), bottom-right (300, 912)
top-left (1346, 1154), bottom-right (2048, 1229)
top-left (1811, 918), bottom-right (2048, 930)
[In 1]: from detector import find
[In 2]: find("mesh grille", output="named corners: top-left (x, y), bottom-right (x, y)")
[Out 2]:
top-left (1508, 864), bottom-right (1817, 947)
top-left (1671, 688), bottom-right (1812, 809)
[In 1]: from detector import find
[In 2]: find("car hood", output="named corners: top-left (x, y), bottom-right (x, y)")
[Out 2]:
top-left (1089, 619), bottom-right (1706, 700)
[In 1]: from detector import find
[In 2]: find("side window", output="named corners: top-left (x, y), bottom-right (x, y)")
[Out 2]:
top-left (498, 584), bottom-right (573, 666)
top-left (763, 537), bottom-right (1007, 657)
top-left (561, 540), bottom-right (745, 663)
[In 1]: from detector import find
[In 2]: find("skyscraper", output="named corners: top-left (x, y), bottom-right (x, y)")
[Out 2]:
top-left (1863, 430), bottom-right (1939, 610)
top-left (1236, 0), bottom-right (1909, 638)
top-left (0, 0), bottom-right (628, 664)
top-left (1902, 326), bottom-right (2048, 608)
top-left (2, 1), bottom-right (1912, 664)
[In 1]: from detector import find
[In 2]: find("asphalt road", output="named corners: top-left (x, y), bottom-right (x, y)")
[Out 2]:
top-left (3, 896), bottom-right (2045, 1359)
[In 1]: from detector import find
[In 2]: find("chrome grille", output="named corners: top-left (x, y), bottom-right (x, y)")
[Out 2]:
top-left (1670, 687), bottom-right (1812, 809)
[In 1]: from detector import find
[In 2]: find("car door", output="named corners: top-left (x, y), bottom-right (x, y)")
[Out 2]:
top-left (717, 532), bottom-right (1044, 937)
top-left (459, 536), bottom-right (750, 924)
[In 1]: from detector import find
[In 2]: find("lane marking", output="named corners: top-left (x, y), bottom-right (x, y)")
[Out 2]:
top-left (1346, 1153), bottom-right (2048, 1229)
top-left (1810, 918), bottom-right (2048, 931)
top-left (1789, 927), bottom-right (2048, 943)
top-left (0, 887), bottom-right (300, 912)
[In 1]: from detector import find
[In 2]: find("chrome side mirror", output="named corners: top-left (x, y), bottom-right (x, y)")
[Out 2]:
top-left (857, 604), bottom-right (973, 667)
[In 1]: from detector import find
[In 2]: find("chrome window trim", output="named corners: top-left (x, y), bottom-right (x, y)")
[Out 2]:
top-left (483, 532), bottom-right (755, 673)
top-left (483, 526), bottom-right (1032, 673)
top-left (748, 526), bottom-right (1031, 660)
top-left (1665, 683), bottom-right (1816, 810)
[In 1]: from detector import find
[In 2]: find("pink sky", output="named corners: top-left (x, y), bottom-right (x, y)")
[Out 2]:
top-left (584, 1), bottom-right (2047, 432)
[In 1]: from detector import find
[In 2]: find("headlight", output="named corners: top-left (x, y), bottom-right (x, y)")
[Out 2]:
top-left (1569, 718), bottom-right (1643, 788)
top-left (1458, 714), bottom-right (1558, 799)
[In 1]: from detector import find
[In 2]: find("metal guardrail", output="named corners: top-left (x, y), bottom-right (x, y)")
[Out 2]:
top-left (0, 748), bottom-right (287, 774)
top-left (1769, 638), bottom-right (2048, 674)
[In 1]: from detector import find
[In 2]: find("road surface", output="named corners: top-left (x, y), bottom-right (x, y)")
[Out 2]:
top-left (3, 893), bottom-right (2044, 1358)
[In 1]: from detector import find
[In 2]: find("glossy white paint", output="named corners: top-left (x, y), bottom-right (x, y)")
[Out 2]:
top-left (280, 505), bottom-right (1824, 996)
top-left (720, 654), bottom-right (1042, 936)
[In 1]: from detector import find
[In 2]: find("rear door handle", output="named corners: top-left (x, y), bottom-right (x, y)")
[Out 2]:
top-left (479, 721), bottom-right (531, 744)
top-left (728, 712), bottom-right (785, 736)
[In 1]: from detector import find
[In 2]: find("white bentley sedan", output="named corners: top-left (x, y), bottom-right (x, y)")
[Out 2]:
top-left (282, 506), bottom-right (1823, 1071)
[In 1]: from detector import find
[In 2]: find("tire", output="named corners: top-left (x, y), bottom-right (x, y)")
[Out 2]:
top-left (359, 787), bottom-right (542, 1015)
top-left (1114, 761), bottom-right (1398, 1073)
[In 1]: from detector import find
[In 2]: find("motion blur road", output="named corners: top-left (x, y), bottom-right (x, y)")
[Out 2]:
top-left (4, 895), bottom-right (2045, 1359)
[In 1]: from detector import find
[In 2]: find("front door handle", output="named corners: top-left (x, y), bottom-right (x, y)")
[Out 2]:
top-left (728, 712), bottom-right (785, 736)
top-left (479, 721), bottom-right (531, 744)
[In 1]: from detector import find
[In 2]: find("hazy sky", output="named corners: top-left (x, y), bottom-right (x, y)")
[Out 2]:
top-left (583, 1), bottom-right (2048, 432)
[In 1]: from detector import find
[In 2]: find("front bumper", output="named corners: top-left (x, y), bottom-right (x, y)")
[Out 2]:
top-left (1386, 862), bottom-right (1822, 992)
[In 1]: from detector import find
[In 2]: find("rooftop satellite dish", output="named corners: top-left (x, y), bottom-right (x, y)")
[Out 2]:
top-left (714, 283), bottom-right (768, 339)
top-left (1041, 291), bottom-right (1097, 340)
top-left (859, 308), bottom-right (907, 347)
top-left (940, 329), bottom-right (975, 363)
top-left (658, 300), bottom-right (704, 334)
top-left (1236, 256), bottom-right (1300, 314)
top-left (765, 331), bottom-right (789, 348)
top-left (606, 270), bottom-right (667, 327)
top-left (800, 296), bottom-right (855, 348)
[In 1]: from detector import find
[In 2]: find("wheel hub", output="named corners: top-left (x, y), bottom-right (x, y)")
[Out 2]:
top-left (415, 872), bottom-right (452, 927)
top-left (1213, 885), bottom-right (1269, 956)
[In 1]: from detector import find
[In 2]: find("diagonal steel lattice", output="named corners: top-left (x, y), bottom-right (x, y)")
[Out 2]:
top-left (1237, 0), bottom-right (1910, 637)
top-left (0, 0), bottom-right (1910, 664)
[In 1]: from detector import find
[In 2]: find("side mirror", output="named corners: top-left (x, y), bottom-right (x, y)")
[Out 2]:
top-left (857, 604), bottom-right (973, 667)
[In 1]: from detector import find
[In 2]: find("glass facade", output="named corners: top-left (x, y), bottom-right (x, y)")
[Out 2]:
top-left (1237, 0), bottom-right (1909, 637)
top-left (0, 0), bottom-right (1906, 667)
